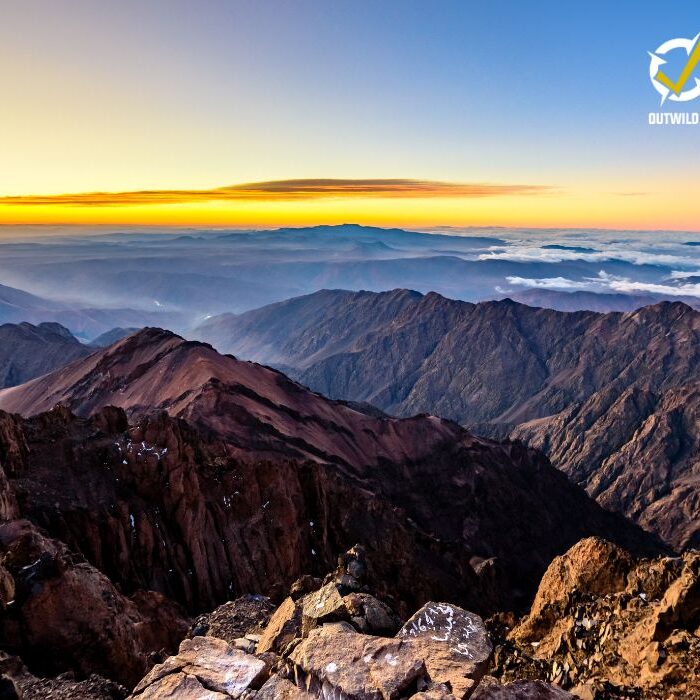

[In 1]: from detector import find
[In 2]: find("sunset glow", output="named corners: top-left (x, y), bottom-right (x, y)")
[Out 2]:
top-left (1, 1), bottom-right (697, 231)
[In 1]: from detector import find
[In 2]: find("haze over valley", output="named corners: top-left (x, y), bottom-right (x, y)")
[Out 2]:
top-left (2, 224), bottom-right (700, 341)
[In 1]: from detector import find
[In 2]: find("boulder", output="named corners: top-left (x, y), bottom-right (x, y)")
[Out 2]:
top-left (302, 582), bottom-right (348, 624)
top-left (398, 602), bottom-right (492, 698)
top-left (513, 538), bottom-right (635, 643)
top-left (130, 637), bottom-right (268, 699)
top-left (289, 626), bottom-right (427, 698)
top-left (256, 597), bottom-right (304, 655)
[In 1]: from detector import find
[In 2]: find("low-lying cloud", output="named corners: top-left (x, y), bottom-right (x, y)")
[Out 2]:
top-left (506, 271), bottom-right (700, 298)
top-left (0, 179), bottom-right (553, 207)
top-left (480, 244), bottom-right (695, 267)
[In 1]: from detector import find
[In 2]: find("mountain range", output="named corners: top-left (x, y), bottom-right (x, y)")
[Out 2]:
top-left (193, 289), bottom-right (700, 549)
top-left (0, 328), bottom-right (659, 622)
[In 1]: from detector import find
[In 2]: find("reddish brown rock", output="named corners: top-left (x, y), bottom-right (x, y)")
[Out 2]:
top-left (289, 625), bottom-right (428, 698)
top-left (514, 537), bottom-right (635, 643)
top-left (503, 542), bottom-right (700, 698)
top-left (0, 520), bottom-right (188, 688)
top-left (256, 597), bottom-right (304, 655)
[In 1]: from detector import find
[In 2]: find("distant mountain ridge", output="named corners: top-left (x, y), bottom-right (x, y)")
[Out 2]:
top-left (507, 288), bottom-right (700, 312)
top-left (193, 289), bottom-right (700, 548)
top-left (0, 280), bottom-right (186, 340)
top-left (0, 321), bottom-right (93, 389)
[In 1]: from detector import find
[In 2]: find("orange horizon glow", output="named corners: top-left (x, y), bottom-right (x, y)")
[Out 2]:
top-left (0, 176), bottom-right (698, 232)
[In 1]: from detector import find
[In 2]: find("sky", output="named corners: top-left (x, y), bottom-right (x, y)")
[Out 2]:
top-left (0, 0), bottom-right (699, 230)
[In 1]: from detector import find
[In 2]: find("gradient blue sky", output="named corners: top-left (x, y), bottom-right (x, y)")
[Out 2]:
top-left (1, 0), bottom-right (699, 228)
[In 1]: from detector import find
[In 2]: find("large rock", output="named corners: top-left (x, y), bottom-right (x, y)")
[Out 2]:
top-left (301, 582), bottom-right (348, 625)
top-left (0, 520), bottom-right (188, 688)
top-left (256, 597), bottom-right (304, 655)
top-left (289, 626), bottom-right (427, 698)
top-left (398, 602), bottom-right (492, 697)
top-left (504, 542), bottom-right (700, 697)
top-left (513, 537), bottom-right (635, 643)
top-left (287, 602), bottom-right (491, 699)
top-left (130, 637), bottom-right (268, 699)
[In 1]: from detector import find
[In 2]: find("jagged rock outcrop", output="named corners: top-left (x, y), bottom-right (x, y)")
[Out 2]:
top-left (0, 330), bottom-right (661, 617)
top-left (0, 519), bottom-right (188, 688)
top-left (194, 289), bottom-right (700, 548)
top-left (490, 537), bottom-right (700, 698)
top-left (0, 322), bottom-right (91, 389)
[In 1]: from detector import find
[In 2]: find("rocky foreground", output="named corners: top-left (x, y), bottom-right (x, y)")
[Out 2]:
top-left (1, 537), bottom-right (696, 699)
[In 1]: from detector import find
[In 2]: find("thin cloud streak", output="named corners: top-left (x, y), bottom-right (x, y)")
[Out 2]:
top-left (0, 178), bottom-right (554, 207)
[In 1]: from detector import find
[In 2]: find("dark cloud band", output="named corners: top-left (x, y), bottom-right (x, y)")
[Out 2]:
top-left (0, 179), bottom-right (553, 207)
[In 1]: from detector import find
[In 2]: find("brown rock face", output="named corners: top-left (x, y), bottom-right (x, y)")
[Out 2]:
top-left (0, 520), bottom-right (188, 688)
top-left (0, 330), bottom-right (660, 618)
top-left (192, 289), bottom-right (700, 548)
top-left (498, 538), bottom-right (700, 698)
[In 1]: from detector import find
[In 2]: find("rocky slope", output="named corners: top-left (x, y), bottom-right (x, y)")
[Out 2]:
top-left (496, 536), bottom-right (700, 698)
top-left (193, 290), bottom-right (700, 548)
top-left (0, 330), bottom-right (661, 620)
top-left (121, 539), bottom-right (700, 699)
top-left (0, 322), bottom-right (92, 389)
top-left (127, 546), bottom-right (573, 700)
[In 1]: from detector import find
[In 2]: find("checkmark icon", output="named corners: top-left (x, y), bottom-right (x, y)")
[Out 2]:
top-left (655, 34), bottom-right (700, 95)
